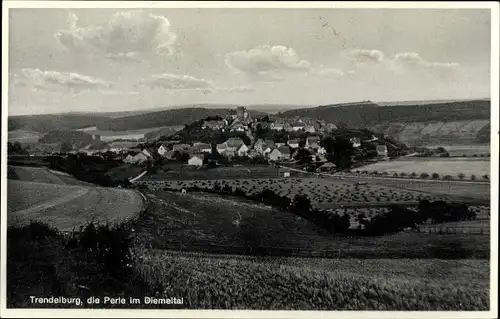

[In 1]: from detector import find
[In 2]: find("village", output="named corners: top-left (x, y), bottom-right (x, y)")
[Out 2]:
top-left (80, 106), bottom-right (390, 171)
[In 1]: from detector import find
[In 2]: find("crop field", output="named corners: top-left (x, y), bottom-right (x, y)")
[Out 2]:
top-left (439, 144), bottom-right (491, 156)
top-left (8, 180), bottom-right (143, 231)
top-left (356, 178), bottom-right (490, 202)
top-left (133, 249), bottom-right (489, 310)
top-left (138, 177), bottom-right (452, 208)
top-left (358, 158), bottom-right (489, 177)
top-left (146, 165), bottom-right (305, 181)
top-left (8, 129), bottom-right (42, 144)
top-left (134, 190), bottom-right (489, 258)
top-left (7, 165), bottom-right (93, 186)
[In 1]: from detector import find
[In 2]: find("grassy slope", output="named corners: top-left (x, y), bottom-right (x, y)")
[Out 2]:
top-left (133, 249), bottom-right (489, 310)
top-left (135, 191), bottom-right (489, 259)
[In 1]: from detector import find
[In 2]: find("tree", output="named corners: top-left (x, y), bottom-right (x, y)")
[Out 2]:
top-left (173, 151), bottom-right (190, 163)
top-left (295, 148), bottom-right (312, 165)
top-left (321, 136), bottom-right (354, 169)
top-left (60, 142), bottom-right (72, 153)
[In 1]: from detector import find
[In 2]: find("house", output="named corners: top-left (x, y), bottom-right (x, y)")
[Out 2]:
top-left (221, 149), bottom-right (236, 158)
top-left (268, 146), bottom-right (291, 161)
top-left (292, 122), bottom-right (305, 131)
top-left (264, 139), bottom-right (275, 148)
top-left (108, 141), bottom-right (137, 153)
top-left (317, 162), bottom-right (336, 172)
top-left (287, 139), bottom-right (300, 149)
top-left (216, 143), bottom-right (228, 154)
top-left (271, 122), bottom-right (285, 131)
top-left (202, 119), bottom-right (228, 130)
top-left (225, 137), bottom-right (245, 151)
top-left (162, 151), bottom-right (175, 159)
top-left (275, 142), bottom-right (286, 148)
top-left (236, 144), bottom-right (249, 157)
top-left (350, 137), bottom-right (362, 148)
top-left (263, 146), bottom-right (273, 156)
top-left (188, 154), bottom-right (204, 167)
top-left (324, 123), bottom-right (338, 132)
top-left (317, 146), bottom-right (327, 155)
top-left (305, 136), bottom-right (321, 149)
top-left (132, 152), bottom-right (149, 164)
top-left (253, 139), bottom-right (266, 153)
top-left (229, 119), bottom-right (246, 132)
top-left (304, 125), bottom-right (316, 133)
top-left (142, 148), bottom-right (154, 158)
top-left (247, 149), bottom-right (259, 158)
top-left (157, 144), bottom-right (169, 156)
top-left (123, 154), bottom-right (135, 164)
top-left (172, 143), bottom-right (192, 153)
top-left (283, 123), bottom-right (294, 132)
top-left (235, 106), bottom-right (253, 124)
top-left (193, 142), bottom-right (212, 153)
top-left (376, 145), bottom-right (388, 157)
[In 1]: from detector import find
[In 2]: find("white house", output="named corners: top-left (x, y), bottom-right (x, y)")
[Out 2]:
top-left (317, 146), bottom-right (327, 155)
top-left (271, 122), bottom-right (284, 131)
top-left (253, 139), bottom-right (266, 153)
top-left (305, 136), bottom-right (320, 149)
top-left (263, 146), bottom-right (273, 156)
top-left (123, 154), bottom-right (135, 164)
top-left (304, 125), bottom-right (316, 133)
top-left (292, 122), bottom-right (305, 131)
top-left (157, 144), bottom-right (169, 156)
top-left (188, 154), bottom-right (204, 167)
top-left (133, 152), bottom-right (149, 164)
top-left (193, 142), bottom-right (212, 153)
top-left (268, 146), bottom-right (291, 161)
top-left (236, 144), bottom-right (249, 157)
top-left (287, 139), bottom-right (300, 149)
top-left (224, 137), bottom-right (245, 151)
top-left (376, 145), bottom-right (388, 157)
top-left (350, 137), bottom-right (362, 148)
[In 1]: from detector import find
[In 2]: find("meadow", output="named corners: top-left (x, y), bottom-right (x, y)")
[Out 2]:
top-left (439, 144), bottom-right (491, 157)
top-left (138, 177), bottom-right (453, 208)
top-left (7, 179), bottom-right (144, 231)
top-left (133, 249), bottom-right (489, 310)
top-left (133, 190), bottom-right (489, 258)
top-left (358, 158), bottom-right (489, 177)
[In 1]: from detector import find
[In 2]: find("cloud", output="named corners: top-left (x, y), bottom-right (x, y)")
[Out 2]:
top-left (55, 10), bottom-right (177, 59)
top-left (346, 49), bottom-right (385, 65)
top-left (217, 85), bottom-right (256, 93)
top-left (225, 45), bottom-right (343, 82)
top-left (137, 73), bottom-right (214, 91)
top-left (12, 68), bottom-right (112, 91)
top-left (393, 52), bottom-right (460, 70)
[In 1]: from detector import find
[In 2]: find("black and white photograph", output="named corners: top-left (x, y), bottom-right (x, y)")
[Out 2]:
top-left (1, 1), bottom-right (498, 318)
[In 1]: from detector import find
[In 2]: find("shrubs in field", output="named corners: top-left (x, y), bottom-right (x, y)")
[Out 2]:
top-left (420, 173), bottom-right (429, 179)
top-left (7, 221), bottom-right (146, 308)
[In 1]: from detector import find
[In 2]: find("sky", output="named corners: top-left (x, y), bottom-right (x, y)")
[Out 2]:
top-left (8, 7), bottom-right (492, 115)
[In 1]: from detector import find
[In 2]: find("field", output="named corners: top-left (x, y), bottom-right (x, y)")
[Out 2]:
top-left (76, 126), bottom-right (174, 142)
top-left (146, 165), bottom-right (305, 180)
top-left (8, 165), bottom-right (92, 186)
top-left (134, 190), bottom-right (489, 258)
top-left (354, 177), bottom-right (490, 202)
top-left (439, 144), bottom-right (491, 156)
top-left (139, 177), bottom-right (456, 208)
top-left (358, 158), bottom-right (489, 177)
top-left (8, 129), bottom-right (43, 144)
top-left (7, 166), bottom-right (144, 231)
top-left (133, 250), bottom-right (489, 310)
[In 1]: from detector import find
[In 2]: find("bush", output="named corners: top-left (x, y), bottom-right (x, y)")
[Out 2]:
top-left (410, 172), bottom-right (417, 178)
top-left (420, 173), bottom-right (429, 179)
top-left (400, 172), bottom-right (407, 177)
top-left (457, 173), bottom-right (465, 180)
top-left (482, 175), bottom-right (489, 181)
top-left (431, 173), bottom-right (440, 179)
top-left (393, 173), bottom-right (399, 177)
top-left (443, 175), bottom-right (453, 180)
top-left (471, 174), bottom-right (476, 181)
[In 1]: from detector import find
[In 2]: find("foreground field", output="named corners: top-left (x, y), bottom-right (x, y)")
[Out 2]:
top-left (8, 180), bottom-right (144, 231)
top-left (134, 249), bottom-right (489, 310)
top-left (135, 190), bottom-right (489, 258)
top-left (358, 158), bottom-right (489, 177)
top-left (138, 177), bottom-right (453, 208)
top-left (8, 165), bottom-right (92, 186)
top-left (8, 220), bottom-right (489, 310)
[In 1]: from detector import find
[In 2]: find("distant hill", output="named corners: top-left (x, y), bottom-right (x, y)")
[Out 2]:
top-left (278, 100), bottom-right (490, 128)
top-left (9, 107), bottom-right (268, 133)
